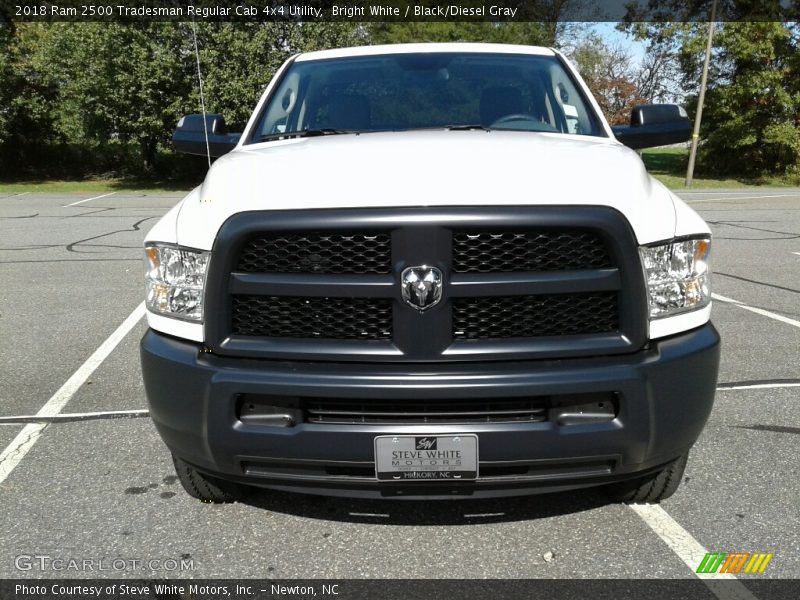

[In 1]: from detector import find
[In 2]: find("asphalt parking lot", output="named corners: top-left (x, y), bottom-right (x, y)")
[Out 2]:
top-left (0, 189), bottom-right (798, 589)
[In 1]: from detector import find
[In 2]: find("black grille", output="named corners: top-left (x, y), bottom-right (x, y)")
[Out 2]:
top-left (305, 398), bottom-right (547, 424)
top-left (210, 207), bottom-right (644, 360)
top-left (453, 293), bottom-right (618, 340)
top-left (452, 230), bottom-right (611, 273)
top-left (237, 232), bottom-right (391, 274)
top-left (231, 296), bottom-right (392, 340)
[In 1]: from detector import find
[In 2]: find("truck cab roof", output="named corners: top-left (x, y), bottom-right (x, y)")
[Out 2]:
top-left (295, 42), bottom-right (557, 62)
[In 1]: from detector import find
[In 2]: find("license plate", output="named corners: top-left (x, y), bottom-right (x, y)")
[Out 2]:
top-left (374, 435), bottom-right (478, 481)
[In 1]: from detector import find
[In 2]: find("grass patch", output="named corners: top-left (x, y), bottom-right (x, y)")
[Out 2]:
top-left (0, 177), bottom-right (197, 194)
top-left (642, 147), bottom-right (795, 189)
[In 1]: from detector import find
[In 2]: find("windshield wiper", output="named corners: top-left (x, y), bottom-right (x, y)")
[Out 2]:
top-left (257, 128), bottom-right (357, 142)
top-left (445, 124), bottom-right (492, 132)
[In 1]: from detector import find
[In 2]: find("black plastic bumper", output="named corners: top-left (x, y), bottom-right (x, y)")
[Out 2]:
top-left (140, 323), bottom-right (720, 499)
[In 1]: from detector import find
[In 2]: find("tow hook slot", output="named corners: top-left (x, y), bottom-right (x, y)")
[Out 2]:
top-left (237, 395), bottom-right (301, 427)
top-left (548, 394), bottom-right (617, 426)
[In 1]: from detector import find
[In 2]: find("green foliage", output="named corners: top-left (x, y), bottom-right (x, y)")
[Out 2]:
top-left (622, 17), bottom-right (800, 179)
top-left (697, 22), bottom-right (800, 177)
top-left (0, 21), bottom-right (365, 179)
top-left (0, 24), bottom-right (62, 164)
top-left (0, 30), bottom-right (11, 148)
top-left (31, 23), bottom-right (197, 171)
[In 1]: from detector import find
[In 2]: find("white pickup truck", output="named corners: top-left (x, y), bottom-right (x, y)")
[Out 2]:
top-left (140, 43), bottom-right (719, 503)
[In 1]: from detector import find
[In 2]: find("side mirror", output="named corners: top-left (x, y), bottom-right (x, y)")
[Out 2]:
top-left (172, 114), bottom-right (241, 158)
top-left (612, 104), bottom-right (691, 150)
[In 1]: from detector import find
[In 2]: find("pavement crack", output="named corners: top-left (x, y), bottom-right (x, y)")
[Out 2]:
top-left (0, 424), bottom-right (46, 467)
top-left (0, 244), bottom-right (61, 251)
top-left (732, 424), bottom-right (800, 436)
top-left (65, 217), bottom-right (154, 254)
top-left (707, 219), bottom-right (800, 240)
top-left (0, 258), bottom-right (140, 264)
top-left (716, 272), bottom-right (800, 296)
top-left (0, 213), bottom-right (39, 219)
top-left (65, 207), bottom-right (116, 218)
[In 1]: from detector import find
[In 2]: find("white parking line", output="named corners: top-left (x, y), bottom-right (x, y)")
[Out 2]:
top-left (718, 383), bottom-right (800, 391)
top-left (712, 293), bottom-right (800, 330)
top-left (630, 505), bottom-right (758, 600)
top-left (0, 303), bottom-right (145, 486)
top-left (63, 191), bottom-right (116, 207)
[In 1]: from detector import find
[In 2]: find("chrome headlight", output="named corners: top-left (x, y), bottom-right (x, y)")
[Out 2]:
top-left (144, 244), bottom-right (209, 321)
top-left (639, 237), bottom-right (711, 319)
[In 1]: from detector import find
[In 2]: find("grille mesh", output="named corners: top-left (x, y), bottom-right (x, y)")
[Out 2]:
top-left (232, 296), bottom-right (392, 340)
top-left (305, 398), bottom-right (548, 424)
top-left (452, 230), bottom-right (611, 273)
top-left (453, 293), bottom-right (618, 340)
top-left (237, 232), bottom-right (391, 274)
top-left (228, 224), bottom-right (623, 345)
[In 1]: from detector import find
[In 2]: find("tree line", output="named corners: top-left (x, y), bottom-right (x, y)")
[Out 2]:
top-left (0, 20), bottom-right (798, 182)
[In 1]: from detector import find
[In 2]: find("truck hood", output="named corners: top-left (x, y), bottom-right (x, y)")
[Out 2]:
top-left (175, 130), bottom-right (676, 249)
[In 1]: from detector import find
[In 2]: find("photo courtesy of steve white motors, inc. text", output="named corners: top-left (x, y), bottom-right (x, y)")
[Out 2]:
top-left (13, 583), bottom-right (340, 597)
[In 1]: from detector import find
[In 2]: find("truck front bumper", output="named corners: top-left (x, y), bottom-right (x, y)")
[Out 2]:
top-left (140, 323), bottom-right (720, 499)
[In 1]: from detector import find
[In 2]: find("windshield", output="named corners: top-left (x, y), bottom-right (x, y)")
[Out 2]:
top-left (248, 52), bottom-right (606, 142)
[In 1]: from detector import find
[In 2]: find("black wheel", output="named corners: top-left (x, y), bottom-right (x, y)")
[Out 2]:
top-left (172, 455), bottom-right (243, 503)
top-left (607, 453), bottom-right (689, 504)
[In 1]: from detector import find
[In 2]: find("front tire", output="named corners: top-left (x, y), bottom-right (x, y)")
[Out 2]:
top-left (607, 453), bottom-right (689, 504)
top-left (172, 455), bottom-right (243, 503)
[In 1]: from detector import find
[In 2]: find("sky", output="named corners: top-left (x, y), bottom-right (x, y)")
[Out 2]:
top-left (592, 22), bottom-right (647, 65)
